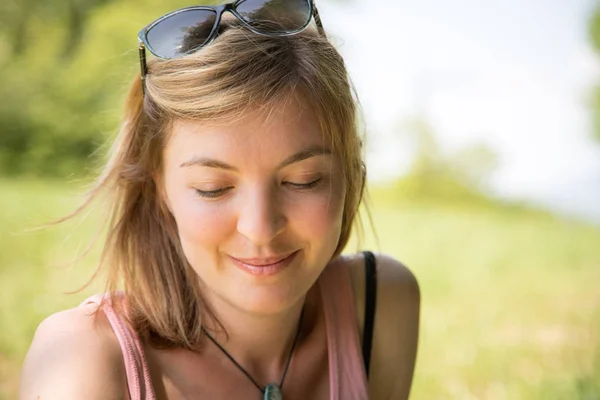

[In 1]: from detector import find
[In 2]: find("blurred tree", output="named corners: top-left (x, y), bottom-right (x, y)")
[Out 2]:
top-left (388, 115), bottom-right (500, 206)
top-left (0, 0), bottom-right (219, 177)
top-left (0, 0), bottom-right (116, 58)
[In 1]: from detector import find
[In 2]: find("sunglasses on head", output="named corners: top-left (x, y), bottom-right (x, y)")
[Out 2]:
top-left (137, 0), bottom-right (325, 89)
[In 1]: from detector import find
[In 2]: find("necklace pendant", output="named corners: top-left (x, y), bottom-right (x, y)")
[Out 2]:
top-left (264, 383), bottom-right (283, 400)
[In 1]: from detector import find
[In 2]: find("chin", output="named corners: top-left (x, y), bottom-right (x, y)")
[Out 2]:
top-left (232, 284), bottom-right (306, 316)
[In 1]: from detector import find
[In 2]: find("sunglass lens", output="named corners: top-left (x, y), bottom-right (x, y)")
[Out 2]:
top-left (235, 0), bottom-right (311, 33)
top-left (146, 9), bottom-right (217, 58)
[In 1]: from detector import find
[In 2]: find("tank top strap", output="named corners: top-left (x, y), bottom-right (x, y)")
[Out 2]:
top-left (81, 293), bottom-right (156, 400)
top-left (318, 260), bottom-right (369, 400)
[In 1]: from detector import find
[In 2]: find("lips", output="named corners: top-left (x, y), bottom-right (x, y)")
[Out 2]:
top-left (229, 250), bottom-right (299, 276)
top-left (231, 252), bottom-right (297, 267)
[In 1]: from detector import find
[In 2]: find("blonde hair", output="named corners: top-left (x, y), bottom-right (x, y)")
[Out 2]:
top-left (77, 25), bottom-right (366, 349)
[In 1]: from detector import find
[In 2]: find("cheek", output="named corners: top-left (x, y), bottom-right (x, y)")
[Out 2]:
top-left (170, 192), bottom-right (234, 259)
top-left (288, 186), bottom-right (345, 247)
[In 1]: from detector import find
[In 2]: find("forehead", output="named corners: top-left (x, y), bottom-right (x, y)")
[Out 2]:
top-left (163, 96), bottom-right (329, 167)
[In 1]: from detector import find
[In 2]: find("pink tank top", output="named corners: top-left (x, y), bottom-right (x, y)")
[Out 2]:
top-left (81, 262), bottom-right (369, 399)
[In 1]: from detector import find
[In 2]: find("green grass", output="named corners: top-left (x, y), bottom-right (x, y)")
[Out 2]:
top-left (1, 178), bottom-right (599, 399)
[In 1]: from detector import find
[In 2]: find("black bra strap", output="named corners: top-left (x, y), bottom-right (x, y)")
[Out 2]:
top-left (362, 251), bottom-right (377, 379)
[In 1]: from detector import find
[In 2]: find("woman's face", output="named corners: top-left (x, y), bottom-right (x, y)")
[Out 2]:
top-left (161, 96), bottom-right (346, 316)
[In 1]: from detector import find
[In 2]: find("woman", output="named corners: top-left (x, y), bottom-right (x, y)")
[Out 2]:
top-left (20, 1), bottom-right (420, 399)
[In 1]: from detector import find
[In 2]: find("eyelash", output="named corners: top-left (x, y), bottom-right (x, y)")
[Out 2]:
top-left (194, 178), bottom-right (323, 199)
top-left (285, 177), bottom-right (323, 190)
top-left (195, 187), bottom-right (233, 199)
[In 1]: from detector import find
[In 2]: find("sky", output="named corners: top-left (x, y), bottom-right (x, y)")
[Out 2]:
top-left (318, 0), bottom-right (600, 223)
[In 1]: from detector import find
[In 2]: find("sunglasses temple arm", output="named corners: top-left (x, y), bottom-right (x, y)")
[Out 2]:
top-left (138, 42), bottom-right (148, 95)
top-left (312, 3), bottom-right (326, 37)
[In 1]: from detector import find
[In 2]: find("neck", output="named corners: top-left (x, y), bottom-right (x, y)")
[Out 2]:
top-left (199, 290), bottom-right (310, 385)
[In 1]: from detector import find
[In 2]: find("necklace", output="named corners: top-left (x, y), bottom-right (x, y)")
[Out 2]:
top-left (201, 308), bottom-right (305, 400)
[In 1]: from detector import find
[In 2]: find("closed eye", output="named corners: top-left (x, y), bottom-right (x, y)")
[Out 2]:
top-left (195, 187), bottom-right (233, 199)
top-left (285, 177), bottom-right (323, 190)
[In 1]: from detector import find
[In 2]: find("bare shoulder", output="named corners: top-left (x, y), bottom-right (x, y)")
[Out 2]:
top-left (19, 302), bottom-right (126, 400)
top-left (373, 253), bottom-right (420, 303)
top-left (341, 253), bottom-right (420, 332)
top-left (342, 252), bottom-right (420, 400)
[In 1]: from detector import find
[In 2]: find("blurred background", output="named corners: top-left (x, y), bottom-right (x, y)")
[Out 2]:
top-left (1, 0), bottom-right (599, 398)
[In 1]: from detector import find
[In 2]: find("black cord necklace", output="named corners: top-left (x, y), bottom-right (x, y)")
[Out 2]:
top-left (201, 308), bottom-right (305, 400)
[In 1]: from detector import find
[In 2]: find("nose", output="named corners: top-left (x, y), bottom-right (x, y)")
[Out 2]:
top-left (236, 185), bottom-right (287, 245)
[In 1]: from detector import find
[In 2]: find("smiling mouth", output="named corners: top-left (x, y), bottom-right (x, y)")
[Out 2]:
top-left (228, 250), bottom-right (300, 276)
top-left (230, 251), bottom-right (298, 267)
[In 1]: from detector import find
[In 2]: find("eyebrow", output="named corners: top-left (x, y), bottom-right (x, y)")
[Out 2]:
top-left (179, 145), bottom-right (332, 171)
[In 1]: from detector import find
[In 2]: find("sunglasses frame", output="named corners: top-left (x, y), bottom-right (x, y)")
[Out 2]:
top-left (137, 0), bottom-right (325, 91)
